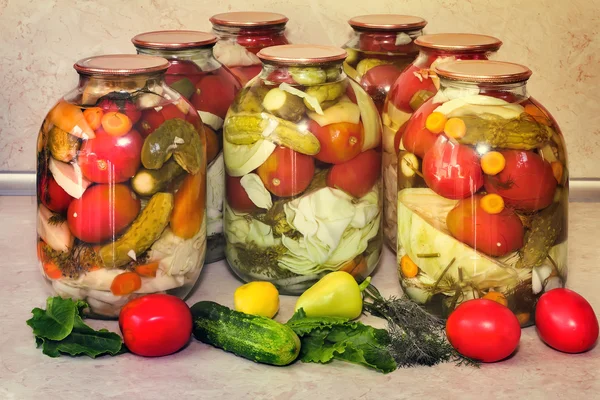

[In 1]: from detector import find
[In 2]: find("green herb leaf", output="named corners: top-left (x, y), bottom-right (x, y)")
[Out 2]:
top-left (27, 296), bottom-right (124, 358)
top-left (287, 309), bottom-right (397, 373)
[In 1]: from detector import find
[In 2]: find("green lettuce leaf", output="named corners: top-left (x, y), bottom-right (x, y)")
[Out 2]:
top-left (27, 296), bottom-right (124, 358)
top-left (286, 309), bottom-right (397, 373)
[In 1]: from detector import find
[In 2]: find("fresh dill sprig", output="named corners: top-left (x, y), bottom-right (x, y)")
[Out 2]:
top-left (363, 284), bottom-right (479, 368)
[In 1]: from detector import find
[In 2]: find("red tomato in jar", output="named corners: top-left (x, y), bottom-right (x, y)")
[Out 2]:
top-left (230, 65), bottom-right (264, 85)
top-left (165, 60), bottom-right (203, 85)
top-left (78, 128), bottom-right (143, 184)
top-left (400, 99), bottom-right (439, 158)
top-left (327, 149), bottom-right (381, 198)
top-left (423, 138), bottom-right (484, 200)
top-left (446, 299), bottom-right (521, 363)
top-left (138, 108), bottom-right (166, 137)
top-left (265, 68), bottom-right (296, 84)
top-left (67, 184), bottom-right (140, 243)
top-left (119, 294), bottom-right (193, 357)
top-left (191, 73), bottom-right (240, 119)
top-left (308, 120), bottom-right (365, 164)
top-left (257, 146), bottom-right (315, 197)
top-left (236, 30), bottom-right (289, 50)
top-left (226, 174), bottom-right (261, 213)
top-left (160, 103), bottom-right (187, 121)
top-left (359, 32), bottom-right (415, 53)
top-left (484, 150), bottom-right (557, 212)
top-left (387, 64), bottom-right (438, 114)
top-left (97, 99), bottom-right (141, 124)
top-left (361, 64), bottom-right (403, 94)
top-left (536, 288), bottom-right (599, 354)
top-left (39, 174), bottom-right (73, 213)
top-left (446, 195), bottom-right (524, 257)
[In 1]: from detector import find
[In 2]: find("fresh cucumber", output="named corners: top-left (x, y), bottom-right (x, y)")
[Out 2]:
top-left (191, 301), bottom-right (300, 366)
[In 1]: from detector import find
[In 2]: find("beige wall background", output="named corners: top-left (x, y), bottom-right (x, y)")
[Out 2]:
top-left (0, 0), bottom-right (598, 176)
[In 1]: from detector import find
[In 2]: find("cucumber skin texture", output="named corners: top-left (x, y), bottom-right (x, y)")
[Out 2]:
top-left (191, 301), bottom-right (300, 366)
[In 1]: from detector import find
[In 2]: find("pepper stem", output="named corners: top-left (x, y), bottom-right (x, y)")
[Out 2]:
top-left (358, 276), bottom-right (372, 292)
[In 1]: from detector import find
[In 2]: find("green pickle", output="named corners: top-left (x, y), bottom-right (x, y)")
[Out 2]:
top-left (222, 45), bottom-right (384, 294)
top-left (131, 159), bottom-right (185, 196)
top-left (395, 62), bottom-right (568, 325)
top-left (169, 77), bottom-right (195, 99)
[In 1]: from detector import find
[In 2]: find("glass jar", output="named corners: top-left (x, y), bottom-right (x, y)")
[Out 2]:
top-left (223, 45), bottom-right (383, 294)
top-left (382, 33), bottom-right (502, 253)
top-left (210, 12), bottom-right (290, 85)
top-left (343, 14), bottom-right (426, 111)
top-left (133, 30), bottom-right (242, 263)
top-left (396, 60), bottom-right (568, 326)
top-left (36, 55), bottom-right (207, 318)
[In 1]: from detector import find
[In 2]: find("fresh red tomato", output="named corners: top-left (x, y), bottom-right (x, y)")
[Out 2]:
top-left (191, 73), bottom-right (240, 119)
top-left (39, 174), bottom-right (73, 213)
top-left (138, 108), bottom-right (166, 137)
top-left (97, 99), bottom-right (141, 124)
top-left (327, 150), bottom-right (381, 198)
top-left (226, 174), bottom-right (261, 213)
top-left (423, 138), bottom-right (484, 200)
top-left (78, 128), bottom-right (143, 183)
top-left (358, 32), bottom-right (416, 53)
top-left (400, 99), bottom-right (439, 158)
top-left (165, 60), bottom-right (203, 85)
top-left (484, 150), bottom-right (557, 212)
top-left (446, 195), bottom-right (524, 257)
top-left (387, 64), bottom-right (438, 113)
top-left (308, 120), bottom-right (364, 164)
top-left (119, 294), bottom-right (192, 357)
top-left (67, 184), bottom-right (140, 243)
top-left (257, 146), bottom-right (315, 197)
top-left (446, 299), bottom-right (521, 363)
top-left (536, 288), bottom-right (599, 354)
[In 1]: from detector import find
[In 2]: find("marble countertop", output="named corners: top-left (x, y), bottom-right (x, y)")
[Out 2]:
top-left (1, 196), bottom-right (598, 400)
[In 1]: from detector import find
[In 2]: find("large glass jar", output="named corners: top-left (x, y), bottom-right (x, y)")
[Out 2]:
top-left (210, 12), bottom-right (290, 85)
top-left (342, 14), bottom-right (426, 111)
top-left (36, 55), bottom-right (207, 318)
top-left (396, 60), bottom-right (568, 326)
top-left (382, 33), bottom-right (502, 253)
top-left (223, 45), bottom-right (383, 294)
top-left (133, 30), bottom-right (242, 263)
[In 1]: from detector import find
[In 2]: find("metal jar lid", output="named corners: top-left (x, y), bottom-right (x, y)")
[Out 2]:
top-left (132, 30), bottom-right (217, 49)
top-left (74, 54), bottom-right (170, 76)
top-left (348, 14), bottom-right (427, 31)
top-left (210, 12), bottom-right (288, 27)
top-left (415, 33), bottom-right (502, 52)
top-left (257, 44), bottom-right (347, 65)
top-left (434, 60), bottom-right (533, 83)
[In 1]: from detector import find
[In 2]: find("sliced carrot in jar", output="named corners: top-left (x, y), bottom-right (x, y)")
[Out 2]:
top-left (135, 262), bottom-right (160, 278)
top-left (110, 272), bottom-right (142, 296)
top-left (444, 117), bottom-right (466, 139)
top-left (43, 261), bottom-right (63, 280)
top-left (425, 112), bottom-right (447, 134)
top-left (524, 104), bottom-right (551, 126)
top-left (481, 151), bottom-right (506, 175)
top-left (400, 255), bottom-right (419, 278)
top-left (83, 107), bottom-right (104, 130)
top-left (480, 194), bottom-right (505, 214)
top-left (101, 112), bottom-right (133, 136)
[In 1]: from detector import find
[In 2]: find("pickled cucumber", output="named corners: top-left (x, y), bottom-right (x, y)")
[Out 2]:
top-left (458, 114), bottom-right (554, 150)
top-left (516, 201), bottom-right (563, 269)
top-left (262, 88), bottom-right (306, 122)
top-left (99, 192), bottom-right (174, 268)
top-left (235, 86), bottom-right (269, 113)
top-left (304, 82), bottom-right (346, 111)
top-left (141, 118), bottom-right (204, 174)
top-left (224, 113), bottom-right (320, 155)
top-left (289, 67), bottom-right (327, 85)
top-left (325, 67), bottom-right (342, 82)
top-left (170, 78), bottom-right (195, 99)
top-left (131, 159), bottom-right (185, 196)
top-left (48, 126), bottom-right (80, 162)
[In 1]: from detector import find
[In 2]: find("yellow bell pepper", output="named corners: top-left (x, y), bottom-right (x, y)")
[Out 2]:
top-left (234, 281), bottom-right (280, 318)
top-left (294, 271), bottom-right (371, 320)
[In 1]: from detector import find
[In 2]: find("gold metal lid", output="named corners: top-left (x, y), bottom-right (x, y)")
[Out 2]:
top-left (74, 54), bottom-right (170, 76)
top-left (348, 14), bottom-right (427, 31)
top-left (132, 30), bottom-right (217, 49)
top-left (258, 45), bottom-right (347, 65)
top-left (210, 12), bottom-right (288, 27)
top-left (434, 60), bottom-right (532, 83)
top-left (415, 33), bottom-right (502, 52)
